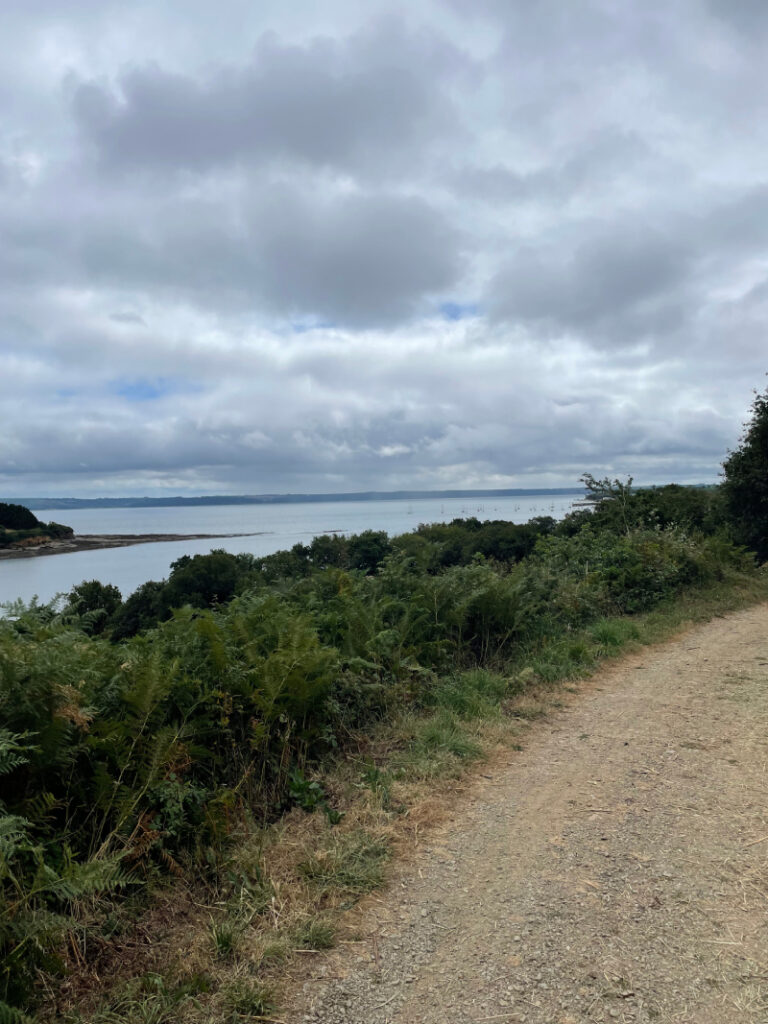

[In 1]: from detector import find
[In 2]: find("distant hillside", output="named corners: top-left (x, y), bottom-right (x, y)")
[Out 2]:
top-left (3, 488), bottom-right (585, 511)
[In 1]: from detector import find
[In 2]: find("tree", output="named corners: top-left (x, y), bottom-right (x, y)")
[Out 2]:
top-left (0, 503), bottom-right (40, 530)
top-left (308, 534), bottom-right (349, 569)
top-left (109, 580), bottom-right (167, 640)
top-left (164, 549), bottom-right (240, 609)
top-left (722, 385), bottom-right (768, 561)
top-left (576, 474), bottom-right (634, 534)
top-left (67, 580), bottom-right (122, 635)
top-left (347, 530), bottom-right (391, 573)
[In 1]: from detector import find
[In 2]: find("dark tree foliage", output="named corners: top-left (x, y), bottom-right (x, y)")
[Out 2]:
top-left (347, 529), bottom-right (391, 572)
top-left (106, 551), bottom-right (262, 639)
top-left (722, 386), bottom-right (768, 561)
top-left (409, 517), bottom-right (556, 568)
top-left (0, 503), bottom-right (72, 552)
top-left (67, 580), bottom-right (123, 635)
top-left (254, 543), bottom-right (311, 583)
top-left (109, 580), bottom-right (168, 640)
top-left (164, 549), bottom-right (241, 609)
top-left (629, 484), bottom-right (724, 534)
top-left (0, 503), bottom-right (40, 530)
top-left (308, 533), bottom-right (349, 569)
top-left (43, 520), bottom-right (74, 539)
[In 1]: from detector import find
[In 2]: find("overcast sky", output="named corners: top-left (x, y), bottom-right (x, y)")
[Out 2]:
top-left (2, 0), bottom-right (766, 496)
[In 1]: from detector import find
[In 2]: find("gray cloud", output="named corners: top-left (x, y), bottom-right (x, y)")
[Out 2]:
top-left (488, 224), bottom-right (695, 341)
top-left (451, 129), bottom-right (653, 207)
top-left (705, 0), bottom-right (768, 33)
top-left (0, 169), bottom-right (462, 325)
top-left (72, 25), bottom-right (467, 177)
top-left (243, 187), bottom-right (463, 324)
top-left (67, 184), bottom-right (460, 324)
top-left (1, 0), bottom-right (767, 497)
top-left (109, 311), bottom-right (146, 325)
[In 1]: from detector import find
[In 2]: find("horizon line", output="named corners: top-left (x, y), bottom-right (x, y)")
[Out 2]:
top-left (3, 482), bottom-right (718, 510)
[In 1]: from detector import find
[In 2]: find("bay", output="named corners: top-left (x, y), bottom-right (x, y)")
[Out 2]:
top-left (0, 493), bottom-right (581, 606)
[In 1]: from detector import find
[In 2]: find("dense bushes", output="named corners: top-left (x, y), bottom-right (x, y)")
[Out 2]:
top-left (95, 523), bottom-right (559, 640)
top-left (406, 516), bottom-right (557, 568)
top-left (0, 503), bottom-right (73, 549)
top-left (41, 521), bottom-right (74, 540)
top-left (0, 481), bottom-right (761, 1016)
top-left (559, 479), bottom-right (725, 537)
top-left (67, 580), bottom-right (123, 635)
top-left (723, 385), bottom-right (768, 561)
top-left (0, 503), bottom-right (41, 531)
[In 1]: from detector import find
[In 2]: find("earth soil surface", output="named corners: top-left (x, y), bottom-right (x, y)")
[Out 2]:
top-left (289, 604), bottom-right (768, 1024)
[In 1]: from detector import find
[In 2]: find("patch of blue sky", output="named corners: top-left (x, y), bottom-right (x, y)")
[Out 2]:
top-left (112, 377), bottom-right (198, 401)
top-left (439, 301), bottom-right (480, 322)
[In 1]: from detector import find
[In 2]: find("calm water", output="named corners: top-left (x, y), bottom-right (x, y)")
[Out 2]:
top-left (1, 494), bottom-right (580, 606)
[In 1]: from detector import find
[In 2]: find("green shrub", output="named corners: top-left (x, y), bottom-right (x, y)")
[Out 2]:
top-left (722, 385), bottom-right (768, 561)
top-left (221, 978), bottom-right (274, 1021)
top-left (430, 669), bottom-right (508, 718)
top-left (294, 916), bottom-right (336, 950)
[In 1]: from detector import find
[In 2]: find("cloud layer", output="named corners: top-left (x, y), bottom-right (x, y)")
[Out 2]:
top-left (1, 0), bottom-right (766, 495)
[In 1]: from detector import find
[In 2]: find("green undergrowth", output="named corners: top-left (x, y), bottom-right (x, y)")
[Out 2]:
top-left (299, 830), bottom-right (390, 897)
top-left (2, 497), bottom-right (768, 1020)
top-left (63, 972), bottom-right (212, 1024)
top-left (525, 569), bottom-right (768, 684)
top-left (34, 570), bottom-right (768, 1023)
top-left (375, 569), bottom-right (768, 802)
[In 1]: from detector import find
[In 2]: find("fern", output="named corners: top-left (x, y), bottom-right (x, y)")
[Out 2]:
top-left (0, 999), bottom-right (34, 1024)
top-left (0, 732), bottom-right (35, 779)
top-left (44, 851), bottom-right (126, 903)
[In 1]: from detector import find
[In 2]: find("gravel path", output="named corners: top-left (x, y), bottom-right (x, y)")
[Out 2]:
top-left (291, 604), bottom-right (768, 1024)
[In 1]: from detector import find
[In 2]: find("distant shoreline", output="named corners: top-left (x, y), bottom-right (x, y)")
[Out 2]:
top-left (3, 488), bottom-right (587, 512)
top-left (0, 532), bottom-right (268, 561)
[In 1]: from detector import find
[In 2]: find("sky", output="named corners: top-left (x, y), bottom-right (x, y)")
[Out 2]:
top-left (2, 0), bottom-right (767, 497)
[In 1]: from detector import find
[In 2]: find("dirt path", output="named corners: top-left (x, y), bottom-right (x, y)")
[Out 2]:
top-left (291, 604), bottom-right (768, 1024)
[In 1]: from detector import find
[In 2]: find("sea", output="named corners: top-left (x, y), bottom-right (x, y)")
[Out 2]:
top-left (0, 493), bottom-right (581, 606)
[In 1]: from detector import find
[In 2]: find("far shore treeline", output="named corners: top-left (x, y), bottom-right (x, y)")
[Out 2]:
top-left (1, 385), bottom-right (768, 1020)
top-left (2, 487), bottom-right (585, 512)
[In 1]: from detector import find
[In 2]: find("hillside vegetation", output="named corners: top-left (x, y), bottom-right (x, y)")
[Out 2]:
top-left (2, 408), bottom-right (768, 1022)
top-left (0, 504), bottom-right (73, 551)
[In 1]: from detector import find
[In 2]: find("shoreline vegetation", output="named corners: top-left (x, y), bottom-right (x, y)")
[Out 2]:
top-left (0, 532), bottom-right (268, 561)
top-left (0, 502), bottom-right (76, 558)
top-left (2, 384), bottom-right (768, 1024)
top-left (0, 501), bottom-right (269, 561)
